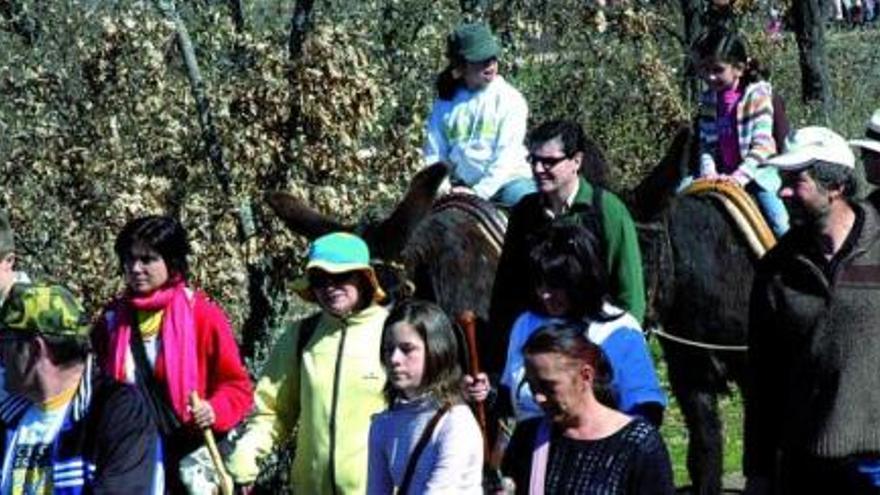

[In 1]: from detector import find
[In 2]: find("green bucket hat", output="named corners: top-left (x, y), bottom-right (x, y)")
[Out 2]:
top-left (0, 283), bottom-right (90, 339)
top-left (293, 232), bottom-right (386, 303)
top-left (446, 23), bottom-right (500, 63)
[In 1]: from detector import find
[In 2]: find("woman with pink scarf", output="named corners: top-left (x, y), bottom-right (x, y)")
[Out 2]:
top-left (92, 215), bottom-right (253, 493)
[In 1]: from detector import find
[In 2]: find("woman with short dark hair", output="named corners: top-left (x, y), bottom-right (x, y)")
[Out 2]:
top-left (467, 223), bottom-right (664, 430)
top-left (92, 215), bottom-right (253, 493)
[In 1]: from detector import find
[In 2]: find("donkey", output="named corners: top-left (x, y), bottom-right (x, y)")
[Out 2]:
top-left (632, 126), bottom-right (754, 495)
top-left (268, 163), bottom-right (506, 366)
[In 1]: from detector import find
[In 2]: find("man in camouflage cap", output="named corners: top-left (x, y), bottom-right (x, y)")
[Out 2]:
top-left (0, 284), bottom-right (160, 493)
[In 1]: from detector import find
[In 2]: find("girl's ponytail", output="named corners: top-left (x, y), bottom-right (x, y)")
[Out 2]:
top-left (743, 57), bottom-right (769, 85)
top-left (435, 65), bottom-right (463, 101)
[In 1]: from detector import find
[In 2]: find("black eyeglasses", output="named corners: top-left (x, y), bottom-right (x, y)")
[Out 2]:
top-left (308, 271), bottom-right (357, 288)
top-left (528, 154), bottom-right (570, 169)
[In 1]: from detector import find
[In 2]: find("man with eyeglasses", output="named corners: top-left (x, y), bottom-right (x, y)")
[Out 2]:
top-left (484, 119), bottom-right (645, 376)
top-left (0, 284), bottom-right (158, 493)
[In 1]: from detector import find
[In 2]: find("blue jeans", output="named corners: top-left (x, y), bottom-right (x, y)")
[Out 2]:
top-left (747, 182), bottom-right (789, 237)
top-left (491, 177), bottom-right (536, 208)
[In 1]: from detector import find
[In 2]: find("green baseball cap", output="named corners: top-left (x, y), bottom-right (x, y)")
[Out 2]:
top-left (0, 284), bottom-right (90, 339)
top-left (446, 23), bottom-right (500, 63)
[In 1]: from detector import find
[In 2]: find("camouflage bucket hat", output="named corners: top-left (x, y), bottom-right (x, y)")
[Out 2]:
top-left (0, 284), bottom-right (90, 339)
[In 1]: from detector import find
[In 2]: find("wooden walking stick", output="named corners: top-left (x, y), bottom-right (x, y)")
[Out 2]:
top-left (458, 311), bottom-right (510, 492)
top-left (457, 311), bottom-right (488, 450)
top-left (458, 311), bottom-right (498, 469)
top-left (189, 392), bottom-right (234, 495)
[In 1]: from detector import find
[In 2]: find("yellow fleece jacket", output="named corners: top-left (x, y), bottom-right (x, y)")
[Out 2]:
top-left (226, 304), bottom-right (387, 493)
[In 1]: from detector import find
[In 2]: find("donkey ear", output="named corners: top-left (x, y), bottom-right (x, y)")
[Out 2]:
top-left (627, 125), bottom-right (694, 221)
top-left (369, 163), bottom-right (450, 258)
top-left (265, 191), bottom-right (347, 240)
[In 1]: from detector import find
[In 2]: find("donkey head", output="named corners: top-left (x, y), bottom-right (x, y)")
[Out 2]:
top-left (266, 163), bottom-right (450, 301)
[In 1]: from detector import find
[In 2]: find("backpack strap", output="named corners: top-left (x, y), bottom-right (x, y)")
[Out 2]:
top-left (297, 313), bottom-right (322, 356)
top-left (399, 403), bottom-right (452, 495)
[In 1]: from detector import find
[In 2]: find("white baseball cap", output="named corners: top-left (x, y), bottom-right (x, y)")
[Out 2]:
top-left (763, 126), bottom-right (855, 171)
top-left (849, 109), bottom-right (880, 155)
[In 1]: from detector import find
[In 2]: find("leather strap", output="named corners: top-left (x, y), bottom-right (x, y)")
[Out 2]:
top-left (399, 403), bottom-right (452, 494)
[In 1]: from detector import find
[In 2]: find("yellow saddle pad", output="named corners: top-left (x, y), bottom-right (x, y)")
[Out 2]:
top-left (682, 178), bottom-right (777, 258)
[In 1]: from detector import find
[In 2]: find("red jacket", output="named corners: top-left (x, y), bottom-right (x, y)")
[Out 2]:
top-left (92, 289), bottom-right (254, 433)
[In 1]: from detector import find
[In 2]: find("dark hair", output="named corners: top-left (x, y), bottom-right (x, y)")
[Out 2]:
top-left (521, 322), bottom-right (616, 408)
top-left (692, 28), bottom-right (767, 85)
top-left (13, 334), bottom-right (90, 368)
top-left (527, 224), bottom-right (618, 322)
top-left (808, 162), bottom-right (859, 199)
top-left (380, 300), bottom-right (463, 405)
top-left (527, 120), bottom-right (609, 187)
top-left (435, 65), bottom-right (464, 101)
top-left (42, 334), bottom-right (91, 366)
top-left (114, 215), bottom-right (190, 280)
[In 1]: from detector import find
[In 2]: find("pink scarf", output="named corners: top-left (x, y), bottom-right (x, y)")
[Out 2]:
top-left (106, 280), bottom-right (198, 424)
top-left (716, 85), bottom-right (743, 174)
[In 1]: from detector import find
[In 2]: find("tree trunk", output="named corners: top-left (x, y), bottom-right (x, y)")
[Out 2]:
top-left (228, 0), bottom-right (245, 33)
top-left (680, 0), bottom-right (702, 47)
top-left (679, 0), bottom-right (703, 103)
top-left (288, 0), bottom-right (316, 60)
top-left (792, 0), bottom-right (831, 107)
top-left (154, 0), bottom-right (234, 202)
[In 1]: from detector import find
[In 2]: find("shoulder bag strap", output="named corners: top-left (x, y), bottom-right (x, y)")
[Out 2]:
top-left (398, 403), bottom-right (452, 495)
top-left (129, 314), bottom-right (182, 435)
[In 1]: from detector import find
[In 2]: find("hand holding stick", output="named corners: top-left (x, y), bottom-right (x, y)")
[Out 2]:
top-left (457, 311), bottom-right (489, 453)
top-left (189, 392), bottom-right (234, 495)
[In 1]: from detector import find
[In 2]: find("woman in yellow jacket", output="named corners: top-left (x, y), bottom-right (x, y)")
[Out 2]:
top-left (226, 232), bottom-right (388, 494)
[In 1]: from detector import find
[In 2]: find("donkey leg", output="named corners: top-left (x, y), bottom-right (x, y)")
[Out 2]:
top-left (675, 386), bottom-right (724, 495)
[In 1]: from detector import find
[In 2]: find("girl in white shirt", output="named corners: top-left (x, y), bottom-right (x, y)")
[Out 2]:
top-left (367, 300), bottom-right (483, 494)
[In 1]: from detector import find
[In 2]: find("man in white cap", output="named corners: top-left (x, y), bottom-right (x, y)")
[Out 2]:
top-left (850, 109), bottom-right (880, 202)
top-left (744, 127), bottom-right (880, 494)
